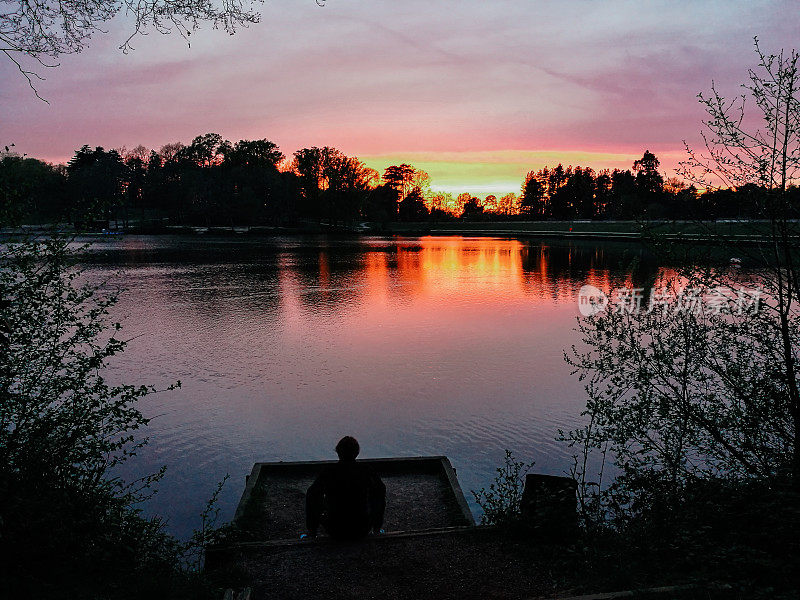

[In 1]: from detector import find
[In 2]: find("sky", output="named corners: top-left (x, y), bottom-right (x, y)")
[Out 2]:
top-left (1, 0), bottom-right (798, 197)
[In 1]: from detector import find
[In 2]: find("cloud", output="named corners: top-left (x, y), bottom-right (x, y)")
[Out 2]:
top-left (1, 0), bottom-right (796, 188)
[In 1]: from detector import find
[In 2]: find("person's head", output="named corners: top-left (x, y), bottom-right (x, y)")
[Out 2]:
top-left (335, 436), bottom-right (360, 462)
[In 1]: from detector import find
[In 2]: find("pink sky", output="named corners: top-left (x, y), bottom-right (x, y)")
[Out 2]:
top-left (1, 0), bottom-right (797, 196)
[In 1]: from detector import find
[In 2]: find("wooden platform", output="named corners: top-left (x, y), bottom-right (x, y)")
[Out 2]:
top-left (230, 456), bottom-right (475, 542)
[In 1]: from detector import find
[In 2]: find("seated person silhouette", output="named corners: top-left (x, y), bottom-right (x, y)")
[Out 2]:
top-left (305, 436), bottom-right (386, 540)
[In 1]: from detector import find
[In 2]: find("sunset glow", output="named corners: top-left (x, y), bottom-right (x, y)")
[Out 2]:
top-left (4, 0), bottom-right (800, 593)
top-left (2, 1), bottom-right (797, 196)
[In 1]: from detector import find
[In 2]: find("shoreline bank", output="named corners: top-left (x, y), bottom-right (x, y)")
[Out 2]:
top-left (3, 219), bottom-right (793, 245)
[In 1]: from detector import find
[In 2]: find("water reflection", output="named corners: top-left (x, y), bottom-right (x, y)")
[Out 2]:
top-left (80, 235), bottom-right (656, 538)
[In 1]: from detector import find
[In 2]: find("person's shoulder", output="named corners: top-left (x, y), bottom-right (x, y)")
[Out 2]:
top-left (313, 462), bottom-right (338, 481)
top-left (357, 462), bottom-right (383, 479)
top-left (338, 460), bottom-right (377, 477)
top-left (321, 462), bottom-right (341, 475)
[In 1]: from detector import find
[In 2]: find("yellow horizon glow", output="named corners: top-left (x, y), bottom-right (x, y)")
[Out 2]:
top-left (360, 149), bottom-right (687, 199)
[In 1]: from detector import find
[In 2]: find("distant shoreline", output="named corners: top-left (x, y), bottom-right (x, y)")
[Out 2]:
top-left (3, 219), bottom-right (789, 245)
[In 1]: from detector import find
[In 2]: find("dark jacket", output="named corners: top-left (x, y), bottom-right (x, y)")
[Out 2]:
top-left (306, 461), bottom-right (386, 539)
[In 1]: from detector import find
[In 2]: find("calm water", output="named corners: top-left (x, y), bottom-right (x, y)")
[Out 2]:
top-left (81, 235), bottom-right (655, 538)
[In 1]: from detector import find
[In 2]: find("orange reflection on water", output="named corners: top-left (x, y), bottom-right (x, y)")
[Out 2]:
top-left (358, 237), bottom-right (632, 309)
top-left (392, 237), bottom-right (529, 301)
top-left (272, 236), bottom-right (649, 335)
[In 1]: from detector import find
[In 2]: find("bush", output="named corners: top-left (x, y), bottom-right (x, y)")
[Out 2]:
top-left (0, 233), bottom-right (228, 598)
top-left (472, 450), bottom-right (534, 527)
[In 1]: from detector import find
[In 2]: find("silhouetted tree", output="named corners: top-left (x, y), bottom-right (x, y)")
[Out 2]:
top-left (398, 186), bottom-right (429, 221)
top-left (609, 168), bottom-right (638, 218)
top-left (428, 192), bottom-right (454, 216)
top-left (0, 154), bottom-right (65, 223)
top-left (364, 184), bottom-right (397, 223)
top-left (455, 192), bottom-right (471, 217)
top-left (633, 150), bottom-right (664, 196)
top-left (521, 170), bottom-right (547, 217)
top-left (568, 166), bottom-right (596, 219)
top-left (383, 164), bottom-right (414, 195)
top-left (482, 194), bottom-right (498, 214)
top-left (158, 142), bottom-right (184, 162)
top-left (292, 146), bottom-right (375, 224)
top-left (123, 154), bottom-right (147, 224)
top-left (382, 164), bottom-right (414, 218)
top-left (9, 134), bottom-right (785, 228)
top-left (293, 147), bottom-right (325, 221)
top-left (461, 196), bottom-right (485, 220)
top-left (179, 133), bottom-right (225, 168)
top-left (594, 169), bottom-right (613, 218)
top-left (382, 164), bottom-right (431, 221)
top-left (322, 151), bottom-right (375, 224)
top-left (220, 139), bottom-right (284, 169)
top-left (548, 165), bottom-right (573, 219)
top-left (498, 193), bottom-right (518, 216)
top-left (217, 139), bottom-right (286, 224)
top-left (66, 146), bottom-right (126, 227)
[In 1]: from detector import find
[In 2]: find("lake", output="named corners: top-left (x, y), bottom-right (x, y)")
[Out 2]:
top-left (81, 234), bottom-right (655, 538)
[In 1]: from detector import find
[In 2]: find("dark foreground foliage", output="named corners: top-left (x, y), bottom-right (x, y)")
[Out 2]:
top-left (2, 480), bottom-right (209, 598)
top-left (0, 234), bottom-right (241, 598)
top-left (550, 39), bottom-right (800, 599)
top-left (557, 480), bottom-right (799, 598)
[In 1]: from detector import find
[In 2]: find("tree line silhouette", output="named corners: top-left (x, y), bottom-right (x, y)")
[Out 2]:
top-left (1, 136), bottom-right (797, 229)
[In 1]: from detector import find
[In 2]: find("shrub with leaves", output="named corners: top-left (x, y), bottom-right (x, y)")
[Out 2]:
top-left (0, 233), bottom-right (232, 598)
top-left (472, 450), bottom-right (534, 526)
top-left (563, 39), bottom-right (800, 533)
top-left (563, 269), bottom-right (797, 526)
top-left (558, 39), bottom-right (800, 595)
